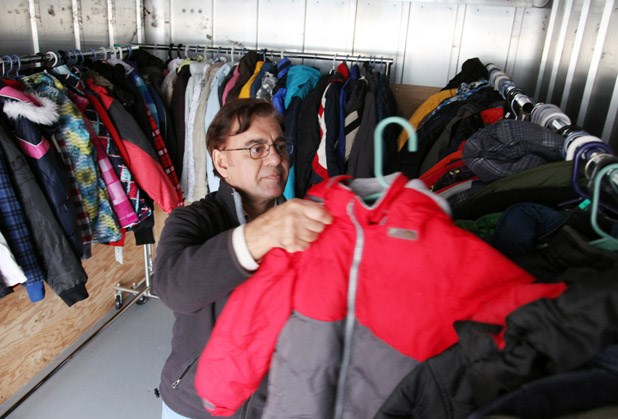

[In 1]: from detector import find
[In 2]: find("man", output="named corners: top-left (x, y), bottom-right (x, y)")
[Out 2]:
top-left (154, 98), bottom-right (332, 419)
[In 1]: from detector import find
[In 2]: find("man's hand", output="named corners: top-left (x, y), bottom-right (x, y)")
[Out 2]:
top-left (244, 199), bottom-right (333, 260)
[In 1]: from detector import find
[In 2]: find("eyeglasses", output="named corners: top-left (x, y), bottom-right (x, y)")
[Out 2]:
top-left (222, 141), bottom-right (294, 160)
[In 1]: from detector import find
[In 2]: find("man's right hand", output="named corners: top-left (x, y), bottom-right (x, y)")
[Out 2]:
top-left (244, 199), bottom-right (333, 261)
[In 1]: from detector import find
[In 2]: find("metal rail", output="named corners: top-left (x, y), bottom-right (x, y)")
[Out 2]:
top-left (136, 43), bottom-right (395, 78)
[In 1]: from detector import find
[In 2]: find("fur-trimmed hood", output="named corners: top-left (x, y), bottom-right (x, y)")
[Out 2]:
top-left (0, 84), bottom-right (59, 126)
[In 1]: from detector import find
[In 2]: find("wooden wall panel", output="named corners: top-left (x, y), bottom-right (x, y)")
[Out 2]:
top-left (0, 209), bottom-right (168, 406)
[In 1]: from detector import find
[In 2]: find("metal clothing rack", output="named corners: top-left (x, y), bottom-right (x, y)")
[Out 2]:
top-left (136, 43), bottom-right (395, 79)
top-left (1, 45), bottom-right (140, 75)
top-left (485, 63), bottom-right (618, 217)
top-left (484, 62), bottom-right (605, 143)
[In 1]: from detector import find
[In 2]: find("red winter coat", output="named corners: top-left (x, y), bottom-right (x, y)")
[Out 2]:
top-left (195, 174), bottom-right (566, 419)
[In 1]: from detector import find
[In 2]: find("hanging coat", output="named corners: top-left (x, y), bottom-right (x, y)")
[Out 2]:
top-left (0, 123), bottom-right (88, 306)
top-left (0, 139), bottom-right (46, 302)
top-left (21, 72), bottom-right (121, 245)
top-left (0, 81), bottom-right (83, 257)
top-left (86, 79), bottom-right (182, 214)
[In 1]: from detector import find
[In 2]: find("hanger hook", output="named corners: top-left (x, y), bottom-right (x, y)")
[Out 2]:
top-left (99, 46), bottom-right (108, 60)
top-left (11, 55), bottom-right (21, 76)
top-left (590, 163), bottom-right (618, 245)
top-left (75, 49), bottom-right (84, 64)
top-left (45, 51), bottom-right (59, 67)
top-left (374, 116), bottom-right (417, 187)
top-left (3, 55), bottom-right (13, 75)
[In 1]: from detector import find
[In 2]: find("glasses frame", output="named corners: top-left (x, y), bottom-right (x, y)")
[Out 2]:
top-left (222, 141), bottom-right (294, 160)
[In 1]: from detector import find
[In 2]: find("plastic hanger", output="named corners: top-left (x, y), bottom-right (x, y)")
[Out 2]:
top-left (167, 43), bottom-right (174, 61)
top-left (46, 50), bottom-right (59, 67)
top-left (331, 53), bottom-right (337, 74)
top-left (74, 49), bottom-right (85, 66)
top-left (11, 55), bottom-right (21, 77)
top-left (589, 162), bottom-right (618, 250)
top-left (364, 116), bottom-right (418, 202)
top-left (2, 55), bottom-right (13, 78)
top-left (99, 46), bottom-right (109, 61)
top-left (571, 141), bottom-right (618, 214)
top-left (176, 43), bottom-right (195, 72)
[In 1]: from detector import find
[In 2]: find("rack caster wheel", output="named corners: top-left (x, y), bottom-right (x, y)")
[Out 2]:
top-left (136, 295), bottom-right (149, 305)
top-left (115, 294), bottom-right (123, 310)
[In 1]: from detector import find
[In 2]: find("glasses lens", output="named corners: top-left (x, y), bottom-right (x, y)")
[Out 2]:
top-left (285, 143), bottom-right (294, 155)
top-left (250, 144), bottom-right (268, 159)
top-left (274, 142), bottom-right (292, 156)
top-left (248, 142), bottom-right (294, 159)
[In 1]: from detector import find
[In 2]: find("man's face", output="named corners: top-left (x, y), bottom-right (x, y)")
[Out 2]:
top-left (213, 115), bottom-right (290, 204)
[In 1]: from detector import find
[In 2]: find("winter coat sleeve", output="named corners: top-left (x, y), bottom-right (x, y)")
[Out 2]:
top-left (154, 199), bottom-right (252, 314)
top-left (194, 248), bottom-right (296, 416)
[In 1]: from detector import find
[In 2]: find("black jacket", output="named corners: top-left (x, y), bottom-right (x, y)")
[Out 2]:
top-left (0, 122), bottom-right (88, 306)
top-left (154, 180), bottom-right (281, 418)
top-left (374, 265), bottom-right (618, 419)
top-left (294, 74), bottom-right (330, 198)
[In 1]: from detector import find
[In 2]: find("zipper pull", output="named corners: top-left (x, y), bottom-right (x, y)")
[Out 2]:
top-left (171, 379), bottom-right (181, 389)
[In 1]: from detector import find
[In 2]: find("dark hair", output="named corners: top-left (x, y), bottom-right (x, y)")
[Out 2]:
top-left (206, 98), bottom-right (284, 157)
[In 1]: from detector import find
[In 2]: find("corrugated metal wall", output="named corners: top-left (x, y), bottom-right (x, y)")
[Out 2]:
top-left (0, 0), bottom-right (616, 147)
top-left (535, 0), bottom-right (618, 148)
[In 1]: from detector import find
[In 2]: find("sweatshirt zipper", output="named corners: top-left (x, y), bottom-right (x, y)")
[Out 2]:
top-left (171, 356), bottom-right (199, 389)
top-left (334, 200), bottom-right (364, 419)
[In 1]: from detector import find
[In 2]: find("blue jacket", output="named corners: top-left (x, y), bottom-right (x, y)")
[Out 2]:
top-left (284, 65), bottom-right (321, 109)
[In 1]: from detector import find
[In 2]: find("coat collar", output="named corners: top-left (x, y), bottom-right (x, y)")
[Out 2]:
top-left (215, 179), bottom-right (285, 225)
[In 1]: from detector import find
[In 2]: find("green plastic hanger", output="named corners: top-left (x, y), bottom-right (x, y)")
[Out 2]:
top-left (589, 162), bottom-right (618, 250)
top-left (364, 116), bottom-right (418, 202)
